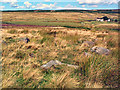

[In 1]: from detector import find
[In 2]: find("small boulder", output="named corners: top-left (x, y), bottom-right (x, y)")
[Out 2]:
top-left (91, 46), bottom-right (110, 55)
top-left (19, 37), bottom-right (30, 43)
top-left (80, 41), bottom-right (95, 49)
top-left (83, 41), bottom-right (95, 47)
top-left (25, 37), bottom-right (30, 43)
top-left (41, 60), bottom-right (62, 69)
top-left (41, 60), bottom-right (79, 69)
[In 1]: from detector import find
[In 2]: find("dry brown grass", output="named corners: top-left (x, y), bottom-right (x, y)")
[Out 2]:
top-left (2, 12), bottom-right (119, 88)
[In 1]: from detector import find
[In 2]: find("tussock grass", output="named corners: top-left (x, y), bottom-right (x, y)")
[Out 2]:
top-left (15, 50), bottom-right (26, 59)
top-left (7, 29), bottom-right (18, 34)
top-left (2, 12), bottom-right (119, 88)
top-left (20, 30), bottom-right (29, 34)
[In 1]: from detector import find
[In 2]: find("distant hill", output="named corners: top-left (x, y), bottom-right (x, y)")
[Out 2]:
top-left (1, 9), bottom-right (120, 13)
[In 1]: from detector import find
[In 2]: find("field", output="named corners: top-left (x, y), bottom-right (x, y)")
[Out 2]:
top-left (1, 12), bottom-right (119, 88)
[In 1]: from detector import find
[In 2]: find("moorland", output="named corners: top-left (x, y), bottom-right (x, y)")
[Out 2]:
top-left (1, 11), bottom-right (119, 88)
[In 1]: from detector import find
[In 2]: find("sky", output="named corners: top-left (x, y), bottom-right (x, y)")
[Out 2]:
top-left (0, 0), bottom-right (119, 10)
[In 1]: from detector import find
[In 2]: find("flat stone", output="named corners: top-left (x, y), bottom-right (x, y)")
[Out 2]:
top-left (41, 60), bottom-right (79, 69)
top-left (41, 60), bottom-right (62, 69)
top-left (91, 46), bottom-right (110, 55)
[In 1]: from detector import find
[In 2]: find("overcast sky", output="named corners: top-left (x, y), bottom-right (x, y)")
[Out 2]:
top-left (0, 0), bottom-right (119, 10)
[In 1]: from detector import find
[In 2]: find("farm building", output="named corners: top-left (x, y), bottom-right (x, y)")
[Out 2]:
top-left (96, 16), bottom-right (111, 22)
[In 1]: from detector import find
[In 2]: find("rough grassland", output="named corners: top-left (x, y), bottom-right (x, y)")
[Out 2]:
top-left (2, 12), bottom-right (119, 88)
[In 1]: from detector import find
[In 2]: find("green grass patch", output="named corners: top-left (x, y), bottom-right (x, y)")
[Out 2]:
top-left (63, 26), bottom-right (91, 30)
top-left (16, 77), bottom-right (24, 86)
top-left (3, 20), bottom-right (87, 28)
top-left (20, 30), bottom-right (29, 34)
top-left (5, 37), bottom-right (16, 43)
top-left (40, 37), bottom-right (47, 44)
top-left (7, 30), bottom-right (18, 34)
top-left (107, 41), bottom-right (115, 47)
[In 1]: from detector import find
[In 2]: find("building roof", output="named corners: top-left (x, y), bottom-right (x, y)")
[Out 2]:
top-left (97, 16), bottom-right (110, 20)
top-left (97, 18), bottom-right (103, 19)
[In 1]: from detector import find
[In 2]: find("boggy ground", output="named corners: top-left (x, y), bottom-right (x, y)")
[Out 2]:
top-left (1, 12), bottom-right (119, 88)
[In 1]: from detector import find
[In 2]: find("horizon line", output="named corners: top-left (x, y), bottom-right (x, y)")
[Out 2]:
top-left (1, 9), bottom-right (119, 11)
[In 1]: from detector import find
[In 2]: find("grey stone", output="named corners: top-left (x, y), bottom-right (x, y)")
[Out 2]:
top-left (83, 41), bottom-right (95, 46)
top-left (91, 46), bottom-right (110, 55)
top-left (19, 37), bottom-right (30, 43)
top-left (41, 60), bottom-right (62, 69)
top-left (41, 60), bottom-right (79, 69)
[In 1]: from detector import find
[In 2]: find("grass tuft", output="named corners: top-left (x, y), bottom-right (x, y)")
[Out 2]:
top-left (15, 50), bottom-right (26, 59)
top-left (7, 30), bottom-right (18, 34)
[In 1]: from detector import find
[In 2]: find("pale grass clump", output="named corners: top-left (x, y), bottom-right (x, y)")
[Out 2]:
top-left (48, 51), bottom-right (58, 57)
top-left (2, 65), bottom-right (23, 88)
top-left (23, 68), bottom-right (43, 80)
top-left (23, 68), bottom-right (43, 88)
top-left (85, 81), bottom-right (102, 88)
top-left (2, 76), bottom-right (17, 88)
top-left (45, 71), bottom-right (80, 88)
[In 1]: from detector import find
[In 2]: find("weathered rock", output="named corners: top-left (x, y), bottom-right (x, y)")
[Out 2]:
top-left (19, 37), bottom-right (30, 43)
top-left (83, 41), bottom-right (95, 46)
top-left (25, 38), bottom-right (30, 43)
top-left (41, 60), bottom-right (79, 69)
top-left (80, 41), bottom-right (95, 48)
top-left (91, 46), bottom-right (110, 55)
top-left (41, 60), bottom-right (62, 69)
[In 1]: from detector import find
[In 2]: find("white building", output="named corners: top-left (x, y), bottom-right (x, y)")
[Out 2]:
top-left (107, 19), bottom-right (111, 22)
top-left (96, 16), bottom-right (111, 22)
top-left (96, 18), bottom-right (104, 22)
